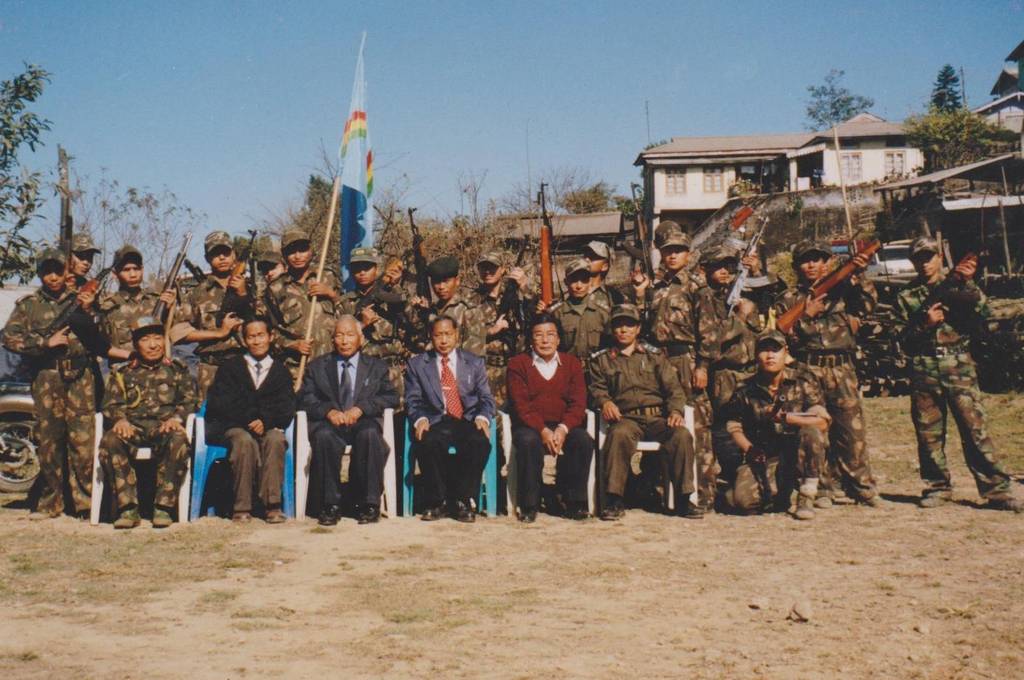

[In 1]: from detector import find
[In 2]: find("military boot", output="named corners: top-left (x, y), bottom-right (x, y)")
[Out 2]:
top-left (987, 496), bottom-right (1023, 513)
top-left (919, 494), bottom-right (950, 509)
top-left (793, 478), bottom-right (818, 521)
top-left (114, 507), bottom-right (140, 530)
top-left (152, 508), bottom-right (174, 529)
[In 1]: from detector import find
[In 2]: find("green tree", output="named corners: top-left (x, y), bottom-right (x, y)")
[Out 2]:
top-left (804, 69), bottom-right (875, 130)
top-left (0, 64), bottom-right (51, 284)
top-left (904, 108), bottom-right (1017, 172)
top-left (563, 181), bottom-right (615, 214)
top-left (930, 64), bottom-right (963, 112)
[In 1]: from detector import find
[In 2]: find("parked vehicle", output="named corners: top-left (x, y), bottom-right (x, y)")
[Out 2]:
top-left (0, 286), bottom-right (39, 493)
top-left (866, 239), bottom-right (916, 281)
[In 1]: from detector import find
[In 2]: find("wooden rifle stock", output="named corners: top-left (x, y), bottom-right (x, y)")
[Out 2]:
top-left (152, 231), bottom-right (193, 321)
top-left (538, 183), bottom-right (554, 305)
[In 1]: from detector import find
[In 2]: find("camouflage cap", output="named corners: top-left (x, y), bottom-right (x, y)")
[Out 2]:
top-left (564, 258), bottom-right (591, 279)
top-left (792, 239), bottom-right (832, 262)
top-left (654, 221), bottom-right (687, 248)
top-left (584, 240), bottom-right (611, 260)
top-left (252, 235), bottom-right (281, 264)
top-left (204, 231), bottom-right (233, 254)
top-left (610, 303), bottom-right (641, 323)
top-left (657, 229), bottom-right (691, 250)
top-left (476, 250), bottom-right (503, 267)
top-left (71, 233), bottom-right (101, 254)
top-left (281, 228), bottom-right (311, 250)
top-left (35, 245), bottom-right (66, 268)
top-left (910, 236), bottom-right (939, 257)
top-left (700, 244), bottom-right (740, 266)
top-left (755, 329), bottom-right (788, 350)
top-left (113, 244), bottom-right (143, 269)
top-left (349, 246), bottom-right (380, 266)
top-left (130, 315), bottom-right (164, 340)
top-left (426, 255), bottom-right (459, 281)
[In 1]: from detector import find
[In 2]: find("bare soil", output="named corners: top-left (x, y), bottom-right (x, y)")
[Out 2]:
top-left (1, 395), bottom-right (1022, 680)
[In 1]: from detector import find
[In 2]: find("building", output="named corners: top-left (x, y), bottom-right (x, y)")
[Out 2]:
top-left (974, 39), bottom-right (1024, 132)
top-left (635, 113), bottom-right (923, 230)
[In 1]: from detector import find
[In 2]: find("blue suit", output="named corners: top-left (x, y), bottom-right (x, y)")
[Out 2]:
top-left (404, 349), bottom-right (495, 426)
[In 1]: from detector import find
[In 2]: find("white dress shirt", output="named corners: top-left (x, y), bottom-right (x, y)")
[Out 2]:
top-left (245, 353), bottom-right (274, 389)
top-left (531, 351), bottom-right (561, 381)
top-left (414, 350), bottom-right (489, 429)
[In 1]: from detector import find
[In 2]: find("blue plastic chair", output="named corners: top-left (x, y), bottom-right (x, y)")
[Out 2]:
top-left (402, 417), bottom-right (498, 517)
top-left (189, 402), bottom-right (296, 521)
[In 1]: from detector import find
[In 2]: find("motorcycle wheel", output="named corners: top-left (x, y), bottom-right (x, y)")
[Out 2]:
top-left (0, 419), bottom-right (40, 493)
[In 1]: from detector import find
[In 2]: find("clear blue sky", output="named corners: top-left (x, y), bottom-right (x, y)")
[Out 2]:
top-left (2, 0), bottom-right (1021, 246)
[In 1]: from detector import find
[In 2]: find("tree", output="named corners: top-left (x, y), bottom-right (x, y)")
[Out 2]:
top-left (563, 181), bottom-right (615, 214)
top-left (930, 64), bottom-right (963, 112)
top-left (904, 108), bottom-right (1017, 172)
top-left (0, 64), bottom-right (51, 284)
top-left (805, 69), bottom-right (875, 130)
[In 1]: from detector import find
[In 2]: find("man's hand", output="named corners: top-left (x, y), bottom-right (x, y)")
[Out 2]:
top-left (735, 298), bottom-right (757, 322)
top-left (667, 410), bottom-right (685, 428)
top-left (341, 407), bottom-right (363, 427)
top-left (955, 258), bottom-right (977, 280)
top-left (46, 328), bottom-right (70, 348)
top-left (804, 294), bottom-right (827, 319)
top-left (112, 418), bottom-right (138, 439)
top-left (741, 254), bottom-right (763, 276)
top-left (851, 251), bottom-right (871, 271)
top-left (414, 418), bottom-right (431, 441)
top-left (158, 416), bottom-right (185, 434)
top-left (76, 288), bottom-right (96, 311)
top-left (924, 302), bottom-right (946, 327)
top-left (248, 419), bottom-right (265, 435)
top-left (266, 263), bottom-right (286, 283)
top-left (488, 315), bottom-right (510, 336)
top-left (307, 280), bottom-right (337, 301)
top-left (474, 417), bottom-right (490, 441)
top-left (410, 295), bottom-right (429, 310)
top-left (158, 289), bottom-right (177, 309)
top-left (295, 339), bottom-right (312, 357)
top-left (692, 367), bottom-right (708, 390)
top-left (534, 299), bottom-right (548, 314)
top-left (601, 401), bottom-right (622, 423)
top-left (219, 312), bottom-right (242, 337)
top-left (507, 267), bottom-right (527, 288)
top-left (228, 272), bottom-right (247, 296)
top-left (541, 427), bottom-right (561, 456)
top-left (631, 269), bottom-right (650, 295)
top-left (551, 426), bottom-right (567, 455)
top-left (327, 409), bottom-right (347, 428)
top-left (745, 446), bottom-right (767, 465)
top-left (359, 305), bottom-right (380, 326)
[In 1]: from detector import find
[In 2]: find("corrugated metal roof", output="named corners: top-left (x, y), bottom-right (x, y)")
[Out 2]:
top-left (874, 153), bottom-right (1018, 191)
top-left (1006, 39), bottom-right (1024, 62)
top-left (514, 211), bottom-right (624, 239)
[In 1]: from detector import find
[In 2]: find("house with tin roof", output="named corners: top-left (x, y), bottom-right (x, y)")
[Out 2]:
top-left (974, 39), bottom-right (1024, 133)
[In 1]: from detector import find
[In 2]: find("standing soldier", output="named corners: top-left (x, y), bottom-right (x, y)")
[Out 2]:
top-left (99, 316), bottom-right (198, 529)
top-left (773, 240), bottom-right (880, 508)
top-left (894, 237), bottom-right (1021, 512)
top-left (264, 228), bottom-right (341, 383)
top-left (544, 258), bottom-right (611, 374)
top-left (251, 234), bottom-right (285, 318)
top-left (67, 233), bottom-right (102, 291)
top-left (2, 246), bottom-right (103, 519)
top-left (99, 245), bottom-right (168, 361)
top-left (582, 240), bottom-right (626, 308)
top-left (407, 256), bottom-right (487, 356)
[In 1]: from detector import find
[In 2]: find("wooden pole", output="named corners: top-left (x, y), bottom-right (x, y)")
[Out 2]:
top-left (294, 175), bottom-right (343, 391)
top-left (832, 126), bottom-right (855, 242)
top-left (998, 166), bottom-right (1015, 273)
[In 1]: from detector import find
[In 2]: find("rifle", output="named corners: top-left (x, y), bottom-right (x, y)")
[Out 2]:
top-left (910, 252), bottom-right (980, 328)
top-left (152, 232), bottom-right (193, 321)
top-left (537, 183), bottom-right (554, 305)
top-left (624, 183), bottom-right (655, 280)
top-left (215, 231), bottom-right (257, 324)
top-left (44, 267), bottom-right (114, 358)
top-left (57, 147), bottom-right (74, 278)
top-left (745, 393), bottom-right (789, 510)
top-left (776, 241), bottom-right (881, 334)
top-left (495, 246), bottom-right (530, 350)
top-left (407, 208), bottom-right (431, 303)
top-left (726, 217), bottom-right (769, 309)
top-left (183, 258), bottom-right (207, 284)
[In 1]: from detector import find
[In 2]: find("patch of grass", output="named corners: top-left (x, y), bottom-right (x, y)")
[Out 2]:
top-left (385, 608), bottom-right (434, 624)
top-left (308, 526), bottom-right (332, 535)
top-left (2, 650), bottom-right (39, 662)
top-left (195, 589), bottom-right (240, 610)
top-left (232, 606), bottom-right (295, 620)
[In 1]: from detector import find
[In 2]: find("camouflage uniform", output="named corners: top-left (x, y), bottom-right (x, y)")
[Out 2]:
top-left (2, 270), bottom-right (99, 516)
top-left (172, 274), bottom-right (247, 398)
top-left (100, 354), bottom-right (197, 513)
top-left (100, 287), bottom-right (160, 355)
top-left (407, 291), bottom-right (487, 355)
top-left (265, 267), bottom-right (341, 382)
top-left (773, 241), bottom-right (878, 502)
top-left (893, 242), bottom-right (1014, 503)
top-left (252, 234), bottom-right (282, 319)
top-left (550, 293), bottom-right (610, 374)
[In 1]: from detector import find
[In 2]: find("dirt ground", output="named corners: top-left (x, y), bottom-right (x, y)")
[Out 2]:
top-left (1, 395), bottom-right (1022, 680)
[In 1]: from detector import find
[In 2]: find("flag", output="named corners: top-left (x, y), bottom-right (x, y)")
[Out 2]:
top-left (339, 32), bottom-right (374, 289)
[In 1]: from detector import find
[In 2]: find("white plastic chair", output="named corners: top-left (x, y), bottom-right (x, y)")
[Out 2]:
top-left (295, 408), bottom-right (396, 520)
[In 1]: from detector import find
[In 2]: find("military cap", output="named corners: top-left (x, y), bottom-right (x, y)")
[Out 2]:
top-left (755, 329), bottom-right (788, 350)
top-left (349, 246), bottom-right (380, 266)
top-left (792, 239), bottom-right (832, 262)
top-left (700, 244), bottom-right (740, 266)
top-left (610, 303), bottom-right (641, 323)
top-left (71, 233), bottom-right (101, 254)
top-left (252, 235), bottom-right (281, 264)
top-left (583, 240), bottom-right (611, 261)
top-left (113, 244), bottom-right (143, 269)
top-left (204, 231), bottom-right (233, 254)
top-left (35, 245), bottom-right (66, 268)
top-left (476, 250), bottom-right (503, 267)
top-left (130, 315), bottom-right (164, 340)
top-left (564, 258), bottom-right (591, 279)
top-left (281, 228), bottom-right (311, 250)
top-left (657, 229), bottom-right (691, 250)
top-left (426, 256), bottom-right (460, 281)
top-left (909, 236), bottom-right (939, 257)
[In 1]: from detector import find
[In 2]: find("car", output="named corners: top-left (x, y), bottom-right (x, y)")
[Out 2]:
top-left (865, 240), bottom-right (916, 281)
top-left (0, 286), bottom-right (41, 493)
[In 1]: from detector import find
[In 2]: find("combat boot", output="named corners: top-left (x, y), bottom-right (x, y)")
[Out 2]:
top-left (987, 496), bottom-right (1023, 513)
top-left (793, 494), bottom-right (816, 520)
top-left (152, 508), bottom-right (174, 529)
top-left (813, 496), bottom-right (833, 509)
top-left (114, 507), bottom-right (140, 529)
top-left (919, 495), bottom-right (950, 509)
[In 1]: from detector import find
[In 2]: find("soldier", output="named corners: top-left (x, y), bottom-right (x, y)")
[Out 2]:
top-left (67, 232), bottom-right (102, 291)
top-left (264, 228), bottom-right (341, 382)
top-left (588, 303), bottom-right (701, 520)
top-left (893, 236), bottom-right (1021, 512)
top-left (582, 240), bottom-right (626, 308)
top-left (338, 246), bottom-right (408, 399)
top-left (99, 316), bottom-right (198, 529)
top-left (774, 239), bottom-right (880, 508)
top-left (544, 258), bottom-right (611, 374)
top-left (407, 256), bottom-right (487, 356)
top-left (99, 245), bottom-right (168, 361)
top-left (251, 234), bottom-right (285, 318)
top-left (170, 231), bottom-right (249, 399)
top-left (2, 246), bottom-right (103, 519)
top-left (722, 330), bottom-right (829, 520)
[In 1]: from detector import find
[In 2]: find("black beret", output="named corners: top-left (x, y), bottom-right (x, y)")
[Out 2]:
top-left (426, 256), bottom-right (460, 281)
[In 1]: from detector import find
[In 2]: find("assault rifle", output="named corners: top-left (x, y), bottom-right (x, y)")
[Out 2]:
top-left (537, 183), bottom-right (554, 305)
top-left (215, 231), bottom-right (257, 324)
top-left (726, 217), bottom-right (769, 309)
top-left (622, 183), bottom-right (655, 280)
top-left (57, 147), bottom-right (74, 278)
top-left (495, 245), bottom-right (530, 350)
top-left (44, 267), bottom-right (114, 358)
top-left (408, 207), bottom-right (431, 303)
top-left (152, 232), bottom-right (193, 321)
top-left (183, 258), bottom-right (207, 284)
top-left (910, 252), bottom-right (980, 329)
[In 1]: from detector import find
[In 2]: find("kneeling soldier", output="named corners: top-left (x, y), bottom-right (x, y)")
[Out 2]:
top-left (723, 331), bottom-right (829, 520)
top-left (100, 316), bottom-right (198, 529)
top-left (589, 304), bottom-right (700, 520)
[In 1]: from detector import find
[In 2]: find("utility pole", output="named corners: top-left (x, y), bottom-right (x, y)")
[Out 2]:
top-left (960, 65), bottom-right (969, 109)
top-left (644, 100), bottom-right (652, 145)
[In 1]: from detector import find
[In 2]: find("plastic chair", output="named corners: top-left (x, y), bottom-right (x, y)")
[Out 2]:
top-left (293, 408), bottom-right (397, 520)
top-left (596, 405), bottom-right (696, 511)
top-left (90, 412), bottom-right (194, 525)
top-left (189, 402), bottom-right (295, 521)
top-left (402, 417), bottom-right (498, 517)
top-left (502, 410), bottom-right (598, 517)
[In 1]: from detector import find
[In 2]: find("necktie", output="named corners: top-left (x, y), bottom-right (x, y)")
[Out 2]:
top-left (340, 360), bottom-right (354, 411)
top-left (440, 355), bottom-right (464, 419)
top-left (253, 360), bottom-right (263, 387)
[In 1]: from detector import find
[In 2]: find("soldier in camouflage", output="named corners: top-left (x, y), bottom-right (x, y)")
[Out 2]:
top-left (588, 303), bottom-right (702, 520)
top-left (893, 237), bottom-right (1021, 512)
top-left (99, 245), bottom-right (169, 361)
top-left (582, 240), bottom-right (626, 308)
top-left (170, 231), bottom-right (248, 399)
top-left (251, 234), bottom-right (285, 319)
top-left (264, 228), bottom-right (341, 383)
top-left (100, 316), bottom-right (198, 529)
top-left (774, 239), bottom-right (880, 508)
top-left (407, 256), bottom-right (487, 356)
top-left (545, 258), bottom-right (611, 374)
top-left (67, 232), bottom-right (102, 292)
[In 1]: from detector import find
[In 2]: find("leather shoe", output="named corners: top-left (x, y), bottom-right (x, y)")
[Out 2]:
top-left (358, 506), bottom-right (381, 524)
top-left (420, 505), bottom-right (445, 521)
top-left (565, 501), bottom-right (591, 521)
top-left (679, 501), bottom-right (704, 520)
top-left (453, 500), bottom-right (475, 523)
top-left (519, 508), bottom-right (537, 524)
top-left (318, 505), bottom-right (340, 526)
top-left (265, 509), bottom-right (286, 524)
top-left (600, 501), bottom-right (625, 521)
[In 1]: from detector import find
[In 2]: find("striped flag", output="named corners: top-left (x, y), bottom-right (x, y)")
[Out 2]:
top-left (339, 32), bottom-right (374, 289)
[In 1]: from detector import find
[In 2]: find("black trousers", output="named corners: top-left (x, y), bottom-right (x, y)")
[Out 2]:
top-left (310, 418), bottom-right (387, 510)
top-left (513, 425), bottom-right (593, 509)
top-left (414, 416), bottom-right (490, 508)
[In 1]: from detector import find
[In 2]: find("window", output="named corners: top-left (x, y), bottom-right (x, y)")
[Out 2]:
top-left (665, 169), bottom-right (687, 195)
top-left (703, 167), bottom-right (724, 192)
top-left (885, 151), bottom-right (906, 177)
top-left (840, 153), bottom-right (862, 183)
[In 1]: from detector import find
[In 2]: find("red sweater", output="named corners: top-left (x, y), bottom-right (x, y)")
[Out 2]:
top-left (506, 351), bottom-right (586, 433)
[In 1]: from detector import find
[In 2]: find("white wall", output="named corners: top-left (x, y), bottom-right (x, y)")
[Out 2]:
top-left (651, 165), bottom-right (735, 213)
top-left (820, 144), bottom-right (923, 186)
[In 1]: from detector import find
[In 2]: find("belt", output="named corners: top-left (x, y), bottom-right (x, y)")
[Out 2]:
top-left (623, 405), bottom-right (664, 417)
top-left (663, 342), bottom-right (693, 357)
top-left (485, 355), bottom-right (509, 367)
top-left (798, 352), bottom-right (853, 368)
top-left (913, 343), bottom-right (970, 358)
top-left (34, 356), bottom-right (93, 371)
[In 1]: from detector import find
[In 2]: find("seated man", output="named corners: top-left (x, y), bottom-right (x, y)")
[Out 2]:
top-left (722, 330), bottom-right (829, 520)
top-left (589, 304), bottom-right (701, 520)
top-left (405, 315), bottom-right (495, 522)
top-left (299, 315), bottom-right (398, 526)
top-left (100, 316), bottom-right (198, 529)
top-left (206, 317), bottom-right (296, 523)
top-left (506, 313), bottom-right (593, 523)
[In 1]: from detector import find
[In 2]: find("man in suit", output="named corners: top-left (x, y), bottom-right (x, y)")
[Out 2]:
top-left (405, 315), bottom-right (495, 522)
top-left (299, 315), bottom-right (399, 526)
top-left (506, 313), bottom-right (593, 523)
top-left (206, 317), bottom-right (296, 523)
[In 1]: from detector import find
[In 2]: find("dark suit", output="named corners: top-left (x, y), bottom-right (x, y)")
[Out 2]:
top-left (206, 354), bottom-right (296, 513)
top-left (405, 349), bottom-right (495, 509)
top-left (298, 351), bottom-right (398, 513)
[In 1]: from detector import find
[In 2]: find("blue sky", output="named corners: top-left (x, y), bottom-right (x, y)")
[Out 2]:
top-left (2, 0), bottom-right (1022, 247)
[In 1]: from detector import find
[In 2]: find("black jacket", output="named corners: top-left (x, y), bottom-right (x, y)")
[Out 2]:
top-left (298, 351), bottom-right (398, 433)
top-left (206, 354), bottom-right (296, 445)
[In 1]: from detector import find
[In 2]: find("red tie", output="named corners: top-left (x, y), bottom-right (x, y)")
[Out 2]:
top-left (440, 355), bottom-right (464, 419)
